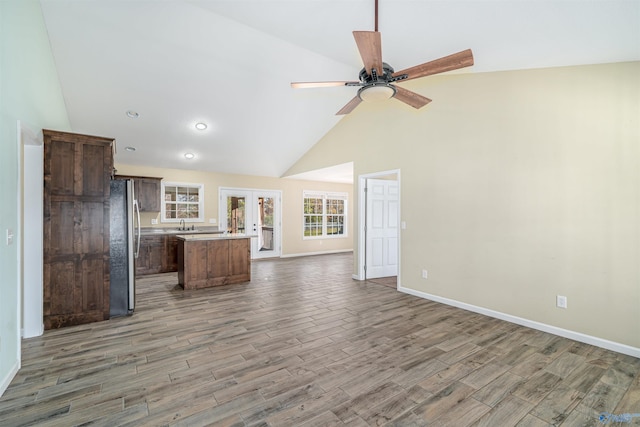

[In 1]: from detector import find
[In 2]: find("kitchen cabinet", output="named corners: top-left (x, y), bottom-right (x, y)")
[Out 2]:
top-left (115, 175), bottom-right (162, 212)
top-left (136, 235), bottom-right (164, 275)
top-left (136, 234), bottom-right (179, 276)
top-left (177, 234), bottom-right (251, 289)
top-left (43, 129), bottom-right (114, 329)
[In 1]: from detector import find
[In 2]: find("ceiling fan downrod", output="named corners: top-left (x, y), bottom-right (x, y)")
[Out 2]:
top-left (374, 0), bottom-right (379, 32)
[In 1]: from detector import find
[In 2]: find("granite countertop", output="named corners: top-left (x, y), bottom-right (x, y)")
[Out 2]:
top-left (176, 233), bottom-right (258, 241)
top-left (140, 227), bottom-right (223, 236)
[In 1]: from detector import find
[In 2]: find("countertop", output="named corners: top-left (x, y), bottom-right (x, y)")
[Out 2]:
top-left (176, 233), bottom-right (258, 241)
top-left (140, 227), bottom-right (223, 236)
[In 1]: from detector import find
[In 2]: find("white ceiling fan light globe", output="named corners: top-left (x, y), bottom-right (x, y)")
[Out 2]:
top-left (358, 84), bottom-right (396, 102)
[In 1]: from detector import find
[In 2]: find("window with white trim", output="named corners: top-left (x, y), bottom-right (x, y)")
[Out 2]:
top-left (303, 191), bottom-right (347, 238)
top-left (161, 182), bottom-right (204, 222)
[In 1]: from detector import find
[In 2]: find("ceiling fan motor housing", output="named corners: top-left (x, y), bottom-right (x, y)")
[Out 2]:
top-left (357, 62), bottom-right (410, 101)
top-left (359, 62), bottom-right (395, 85)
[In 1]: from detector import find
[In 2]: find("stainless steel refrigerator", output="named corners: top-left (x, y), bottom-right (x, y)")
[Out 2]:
top-left (110, 179), bottom-right (140, 317)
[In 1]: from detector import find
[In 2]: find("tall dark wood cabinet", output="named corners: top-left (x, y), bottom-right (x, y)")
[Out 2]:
top-left (43, 129), bottom-right (114, 329)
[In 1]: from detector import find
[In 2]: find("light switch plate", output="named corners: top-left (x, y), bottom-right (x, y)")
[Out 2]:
top-left (6, 228), bottom-right (14, 245)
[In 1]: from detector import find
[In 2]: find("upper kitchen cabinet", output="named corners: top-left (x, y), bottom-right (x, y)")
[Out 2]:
top-left (115, 175), bottom-right (162, 211)
top-left (43, 129), bottom-right (114, 329)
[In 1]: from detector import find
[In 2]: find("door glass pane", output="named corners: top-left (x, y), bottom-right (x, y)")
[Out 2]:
top-left (258, 197), bottom-right (274, 251)
top-left (227, 196), bottom-right (245, 233)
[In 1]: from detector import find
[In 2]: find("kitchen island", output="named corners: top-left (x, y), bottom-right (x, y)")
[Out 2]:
top-left (137, 227), bottom-right (224, 276)
top-left (176, 233), bottom-right (255, 290)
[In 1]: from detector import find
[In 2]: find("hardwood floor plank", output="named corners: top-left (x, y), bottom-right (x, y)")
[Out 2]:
top-left (431, 396), bottom-right (491, 426)
top-left (460, 362), bottom-right (511, 389)
top-left (0, 254), bottom-right (638, 426)
top-left (529, 386), bottom-right (584, 425)
top-left (474, 395), bottom-right (534, 426)
top-left (410, 381), bottom-right (477, 422)
top-left (512, 371), bottom-right (562, 405)
top-left (472, 371), bottom-right (525, 407)
top-left (515, 413), bottom-right (553, 426)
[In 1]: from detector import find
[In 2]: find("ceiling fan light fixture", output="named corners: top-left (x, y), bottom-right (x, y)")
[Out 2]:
top-left (358, 84), bottom-right (396, 102)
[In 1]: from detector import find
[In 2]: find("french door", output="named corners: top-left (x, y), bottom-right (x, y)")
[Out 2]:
top-left (219, 188), bottom-right (281, 259)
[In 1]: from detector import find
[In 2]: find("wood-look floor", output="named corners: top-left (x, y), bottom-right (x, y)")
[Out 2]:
top-left (2, 253), bottom-right (639, 426)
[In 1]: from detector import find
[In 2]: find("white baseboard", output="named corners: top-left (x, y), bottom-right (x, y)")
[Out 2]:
top-left (0, 359), bottom-right (20, 398)
top-left (398, 285), bottom-right (640, 359)
top-left (21, 324), bottom-right (44, 339)
top-left (280, 249), bottom-right (353, 259)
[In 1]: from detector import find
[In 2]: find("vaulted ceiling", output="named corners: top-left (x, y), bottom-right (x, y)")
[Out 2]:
top-left (40, 0), bottom-right (639, 180)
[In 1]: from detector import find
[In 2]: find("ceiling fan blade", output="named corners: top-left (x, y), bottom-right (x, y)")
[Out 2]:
top-left (336, 96), bottom-right (362, 115)
top-left (353, 31), bottom-right (383, 77)
top-left (393, 86), bottom-right (432, 109)
top-left (393, 49), bottom-right (474, 81)
top-left (291, 81), bottom-right (359, 89)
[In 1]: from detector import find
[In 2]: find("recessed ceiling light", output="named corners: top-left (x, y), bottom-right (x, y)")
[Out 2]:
top-left (125, 146), bottom-right (136, 152)
top-left (195, 122), bottom-right (207, 130)
top-left (126, 110), bottom-right (139, 119)
top-left (184, 152), bottom-right (195, 159)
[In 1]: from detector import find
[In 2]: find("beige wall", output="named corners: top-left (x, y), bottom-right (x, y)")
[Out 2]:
top-left (115, 164), bottom-right (353, 256)
top-left (285, 61), bottom-right (640, 349)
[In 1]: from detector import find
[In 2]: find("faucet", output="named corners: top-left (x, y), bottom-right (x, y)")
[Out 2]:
top-left (179, 219), bottom-right (185, 231)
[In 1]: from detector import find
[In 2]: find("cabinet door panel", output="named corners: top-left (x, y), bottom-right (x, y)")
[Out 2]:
top-left (165, 235), bottom-right (178, 272)
top-left (147, 236), bottom-right (164, 274)
top-left (207, 240), bottom-right (229, 279)
top-left (186, 241), bottom-right (208, 282)
top-left (48, 140), bottom-right (75, 195)
top-left (49, 200), bottom-right (76, 256)
top-left (82, 143), bottom-right (109, 196)
top-left (229, 239), bottom-right (250, 277)
top-left (81, 201), bottom-right (106, 254)
top-left (82, 258), bottom-right (106, 312)
top-left (137, 178), bottom-right (161, 211)
top-left (49, 261), bottom-right (76, 315)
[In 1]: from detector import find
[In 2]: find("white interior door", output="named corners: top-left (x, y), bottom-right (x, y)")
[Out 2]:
top-left (365, 179), bottom-right (399, 278)
top-left (220, 188), bottom-right (281, 259)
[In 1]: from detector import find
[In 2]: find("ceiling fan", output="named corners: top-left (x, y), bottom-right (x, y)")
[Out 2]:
top-left (291, 0), bottom-right (474, 115)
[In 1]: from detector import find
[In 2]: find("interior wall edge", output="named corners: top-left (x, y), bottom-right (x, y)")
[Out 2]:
top-left (399, 285), bottom-right (640, 359)
top-left (0, 360), bottom-right (20, 398)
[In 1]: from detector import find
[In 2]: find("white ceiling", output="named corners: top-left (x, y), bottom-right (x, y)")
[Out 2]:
top-left (40, 0), bottom-right (639, 181)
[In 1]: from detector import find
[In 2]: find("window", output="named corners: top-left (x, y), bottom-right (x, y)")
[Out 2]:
top-left (303, 191), bottom-right (347, 238)
top-left (161, 182), bottom-right (204, 222)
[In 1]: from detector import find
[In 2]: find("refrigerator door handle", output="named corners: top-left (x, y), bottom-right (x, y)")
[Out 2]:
top-left (134, 199), bottom-right (141, 259)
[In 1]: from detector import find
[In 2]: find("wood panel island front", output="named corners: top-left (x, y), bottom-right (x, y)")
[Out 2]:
top-left (176, 234), bottom-right (255, 289)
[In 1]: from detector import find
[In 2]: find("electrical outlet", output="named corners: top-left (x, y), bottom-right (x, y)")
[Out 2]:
top-left (209, 218), bottom-right (217, 224)
top-left (421, 269), bottom-right (428, 279)
top-left (151, 219), bottom-right (158, 225)
top-left (556, 295), bottom-right (567, 309)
